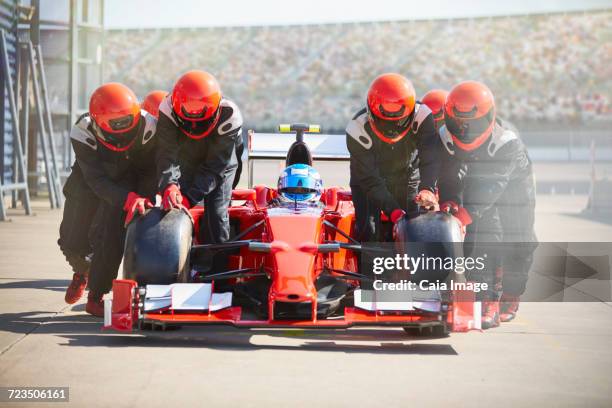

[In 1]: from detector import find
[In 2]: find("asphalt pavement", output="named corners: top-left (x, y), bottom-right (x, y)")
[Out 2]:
top-left (1, 173), bottom-right (612, 407)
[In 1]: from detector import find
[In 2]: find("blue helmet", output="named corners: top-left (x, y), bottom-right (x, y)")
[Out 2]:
top-left (277, 164), bottom-right (323, 203)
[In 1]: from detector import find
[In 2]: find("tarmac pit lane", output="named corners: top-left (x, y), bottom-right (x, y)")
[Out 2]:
top-left (1, 194), bottom-right (612, 407)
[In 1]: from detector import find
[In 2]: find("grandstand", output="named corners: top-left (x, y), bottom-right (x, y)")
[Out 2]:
top-left (103, 10), bottom-right (611, 133)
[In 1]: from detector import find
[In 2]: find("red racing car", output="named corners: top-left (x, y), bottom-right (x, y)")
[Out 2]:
top-left (104, 124), bottom-right (480, 336)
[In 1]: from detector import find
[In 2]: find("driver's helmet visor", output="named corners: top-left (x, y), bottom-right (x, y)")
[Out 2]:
top-left (279, 187), bottom-right (318, 202)
top-left (278, 165), bottom-right (323, 202)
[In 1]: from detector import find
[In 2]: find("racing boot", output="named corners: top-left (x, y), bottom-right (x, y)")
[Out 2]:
top-left (500, 294), bottom-right (520, 322)
top-left (85, 292), bottom-right (104, 317)
top-left (64, 270), bottom-right (88, 304)
top-left (481, 267), bottom-right (502, 329)
top-left (481, 300), bottom-right (500, 329)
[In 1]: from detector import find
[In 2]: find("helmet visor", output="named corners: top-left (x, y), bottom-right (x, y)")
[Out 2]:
top-left (445, 107), bottom-right (494, 143)
top-left (108, 114), bottom-right (135, 132)
top-left (95, 125), bottom-right (139, 150)
top-left (173, 108), bottom-right (218, 137)
top-left (280, 187), bottom-right (318, 202)
top-left (368, 109), bottom-right (414, 138)
top-left (378, 102), bottom-right (407, 118)
top-left (181, 105), bottom-right (207, 119)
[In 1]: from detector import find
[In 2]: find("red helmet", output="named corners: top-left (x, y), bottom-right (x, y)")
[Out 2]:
top-left (444, 81), bottom-right (496, 152)
top-left (142, 90), bottom-right (167, 118)
top-left (421, 89), bottom-right (448, 129)
top-left (89, 83), bottom-right (141, 152)
top-left (171, 70), bottom-right (222, 139)
top-left (366, 73), bottom-right (416, 144)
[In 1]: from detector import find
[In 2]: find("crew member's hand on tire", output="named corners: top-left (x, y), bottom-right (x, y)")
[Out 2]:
top-left (181, 194), bottom-right (192, 209)
top-left (179, 194), bottom-right (195, 224)
top-left (440, 200), bottom-right (459, 214)
top-left (441, 200), bottom-right (472, 226)
top-left (124, 192), bottom-right (153, 226)
top-left (453, 207), bottom-right (472, 227)
top-left (415, 189), bottom-right (439, 211)
top-left (441, 200), bottom-right (472, 238)
top-left (390, 208), bottom-right (406, 241)
top-left (162, 184), bottom-right (184, 210)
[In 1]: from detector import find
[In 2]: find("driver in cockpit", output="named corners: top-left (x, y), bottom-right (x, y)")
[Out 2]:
top-left (270, 163), bottom-right (324, 208)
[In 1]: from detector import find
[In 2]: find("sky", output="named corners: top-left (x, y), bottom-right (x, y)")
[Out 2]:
top-left (104, 0), bottom-right (612, 29)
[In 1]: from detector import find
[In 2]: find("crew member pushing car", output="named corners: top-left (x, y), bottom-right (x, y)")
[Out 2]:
top-left (437, 81), bottom-right (537, 328)
top-left (346, 73), bottom-right (442, 242)
top-left (59, 83), bottom-right (158, 316)
top-left (156, 70), bottom-right (243, 244)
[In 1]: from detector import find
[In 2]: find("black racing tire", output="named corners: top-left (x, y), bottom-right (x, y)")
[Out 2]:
top-left (123, 208), bottom-right (193, 285)
top-left (394, 212), bottom-right (464, 285)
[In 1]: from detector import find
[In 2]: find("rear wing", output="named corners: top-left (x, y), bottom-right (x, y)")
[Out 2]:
top-left (246, 129), bottom-right (350, 187)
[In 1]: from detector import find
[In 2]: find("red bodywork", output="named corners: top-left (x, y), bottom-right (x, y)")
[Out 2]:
top-left (107, 187), bottom-right (478, 333)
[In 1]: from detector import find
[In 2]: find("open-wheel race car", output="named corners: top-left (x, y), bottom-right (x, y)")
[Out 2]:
top-left (104, 124), bottom-right (480, 336)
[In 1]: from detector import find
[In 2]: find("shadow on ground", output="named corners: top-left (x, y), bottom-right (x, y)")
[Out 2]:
top-left (0, 279), bottom-right (70, 293)
top-left (0, 310), bottom-right (457, 355)
top-left (0, 310), bottom-right (100, 335)
top-left (57, 331), bottom-right (457, 355)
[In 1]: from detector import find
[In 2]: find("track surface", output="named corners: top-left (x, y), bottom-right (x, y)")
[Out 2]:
top-left (1, 162), bottom-right (612, 407)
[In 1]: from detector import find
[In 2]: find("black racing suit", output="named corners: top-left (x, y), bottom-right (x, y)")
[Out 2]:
top-left (156, 96), bottom-right (243, 244)
top-left (58, 111), bottom-right (158, 296)
top-left (346, 103), bottom-right (441, 242)
top-left (438, 118), bottom-right (537, 298)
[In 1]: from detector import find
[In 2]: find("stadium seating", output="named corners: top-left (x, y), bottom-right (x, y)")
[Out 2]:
top-left (103, 11), bottom-right (612, 131)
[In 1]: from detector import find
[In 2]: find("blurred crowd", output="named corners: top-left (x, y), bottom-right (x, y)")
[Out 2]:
top-left (104, 11), bottom-right (612, 130)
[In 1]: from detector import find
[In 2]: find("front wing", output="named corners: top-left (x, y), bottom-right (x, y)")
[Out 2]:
top-left (104, 280), bottom-right (481, 332)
